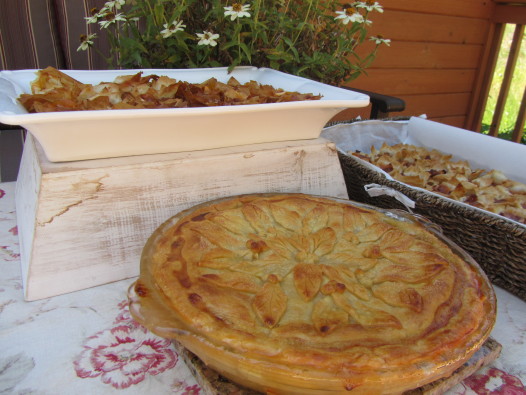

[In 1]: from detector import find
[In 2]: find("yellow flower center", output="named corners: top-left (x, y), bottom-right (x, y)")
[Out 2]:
top-left (232, 3), bottom-right (243, 12)
top-left (105, 12), bottom-right (116, 21)
top-left (345, 7), bottom-right (357, 16)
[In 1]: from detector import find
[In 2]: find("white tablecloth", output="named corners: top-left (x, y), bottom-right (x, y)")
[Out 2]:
top-left (1, 181), bottom-right (525, 394)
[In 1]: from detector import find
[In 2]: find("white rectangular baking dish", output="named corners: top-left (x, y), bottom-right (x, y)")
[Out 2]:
top-left (0, 67), bottom-right (369, 162)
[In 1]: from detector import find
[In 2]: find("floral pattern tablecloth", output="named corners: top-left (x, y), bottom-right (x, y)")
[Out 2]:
top-left (1, 181), bottom-right (525, 394)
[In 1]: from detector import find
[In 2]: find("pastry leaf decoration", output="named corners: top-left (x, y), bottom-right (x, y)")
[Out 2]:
top-left (293, 263), bottom-right (323, 301)
top-left (253, 274), bottom-right (288, 328)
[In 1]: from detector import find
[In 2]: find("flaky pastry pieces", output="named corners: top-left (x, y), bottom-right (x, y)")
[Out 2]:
top-left (17, 67), bottom-right (321, 113)
top-left (130, 194), bottom-right (495, 394)
top-left (353, 143), bottom-right (526, 224)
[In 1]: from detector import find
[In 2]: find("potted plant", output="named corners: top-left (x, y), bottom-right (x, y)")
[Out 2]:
top-left (79, 0), bottom-right (389, 86)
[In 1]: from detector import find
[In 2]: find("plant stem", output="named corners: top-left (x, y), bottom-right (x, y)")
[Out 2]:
top-left (251, 0), bottom-right (262, 52)
top-left (291, 0), bottom-right (314, 47)
top-left (270, 0), bottom-right (290, 45)
top-left (237, 19), bottom-right (241, 60)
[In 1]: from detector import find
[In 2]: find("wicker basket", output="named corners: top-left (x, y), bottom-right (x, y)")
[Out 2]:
top-left (327, 120), bottom-right (526, 302)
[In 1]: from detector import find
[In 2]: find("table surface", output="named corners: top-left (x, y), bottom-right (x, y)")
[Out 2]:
top-left (1, 181), bottom-right (525, 394)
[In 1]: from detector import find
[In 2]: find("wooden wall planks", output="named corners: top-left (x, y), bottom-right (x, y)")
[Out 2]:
top-left (363, 10), bottom-right (490, 44)
top-left (338, 0), bottom-right (496, 130)
top-left (350, 69), bottom-right (478, 96)
top-left (366, 42), bottom-right (484, 69)
top-left (377, 0), bottom-right (494, 18)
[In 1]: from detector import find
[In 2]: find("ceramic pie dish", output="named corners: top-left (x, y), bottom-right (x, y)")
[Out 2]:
top-left (128, 193), bottom-right (496, 394)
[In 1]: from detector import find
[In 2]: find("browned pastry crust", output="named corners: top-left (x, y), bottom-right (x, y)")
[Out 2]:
top-left (352, 143), bottom-right (526, 224)
top-left (142, 194), bottom-right (495, 394)
top-left (18, 67), bottom-right (322, 113)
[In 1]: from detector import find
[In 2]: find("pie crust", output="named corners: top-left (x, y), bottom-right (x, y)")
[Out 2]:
top-left (129, 194), bottom-right (496, 394)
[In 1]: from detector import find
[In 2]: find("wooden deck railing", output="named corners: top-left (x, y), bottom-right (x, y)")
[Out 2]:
top-left (467, 1), bottom-right (526, 143)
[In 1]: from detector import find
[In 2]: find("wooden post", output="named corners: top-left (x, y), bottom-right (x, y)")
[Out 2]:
top-left (512, 85), bottom-right (526, 143)
top-left (466, 22), bottom-right (504, 132)
top-left (489, 24), bottom-right (525, 137)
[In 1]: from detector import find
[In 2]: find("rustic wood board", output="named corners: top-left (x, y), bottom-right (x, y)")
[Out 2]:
top-left (15, 135), bottom-right (347, 300)
top-left (174, 338), bottom-right (502, 395)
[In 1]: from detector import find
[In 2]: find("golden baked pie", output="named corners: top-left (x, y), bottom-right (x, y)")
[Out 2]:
top-left (130, 194), bottom-right (496, 394)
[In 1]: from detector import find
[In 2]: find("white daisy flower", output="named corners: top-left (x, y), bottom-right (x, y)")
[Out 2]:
top-left (196, 31), bottom-right (220, 47)
top-left (85, 15), bottom-right (99, 23)
top-left (77, 33), bottom-right (97, 51)
top-left (99, 12), bottom-right (126, 28)
top-left (160, 20), bottom-right (186, 38)
top-left (105, 0), bottom-right (126, 10)
top-left (85, 7), bottom-right (102, 24)
top-left (334, 8), bottom-right (364, 25)
top-left (370, 35), bottom-right (391, 46)
top-left (224, 3), bottom-right (251, 21)
top-left (355, 1), bottom-right (384, 13)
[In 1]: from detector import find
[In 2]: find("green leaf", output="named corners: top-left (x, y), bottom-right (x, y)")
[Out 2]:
top-left (238, 42), bottom-right (252, 62)
top-left (221, 41), bottom-right (240, 51)
top-left (153, 3), bottom-right (165, 25)
top-left (281, 36), bottom-right (299, 61)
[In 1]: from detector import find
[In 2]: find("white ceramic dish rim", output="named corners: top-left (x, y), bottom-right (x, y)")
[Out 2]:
top-left (0, 66), bottom-right (370, 125)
